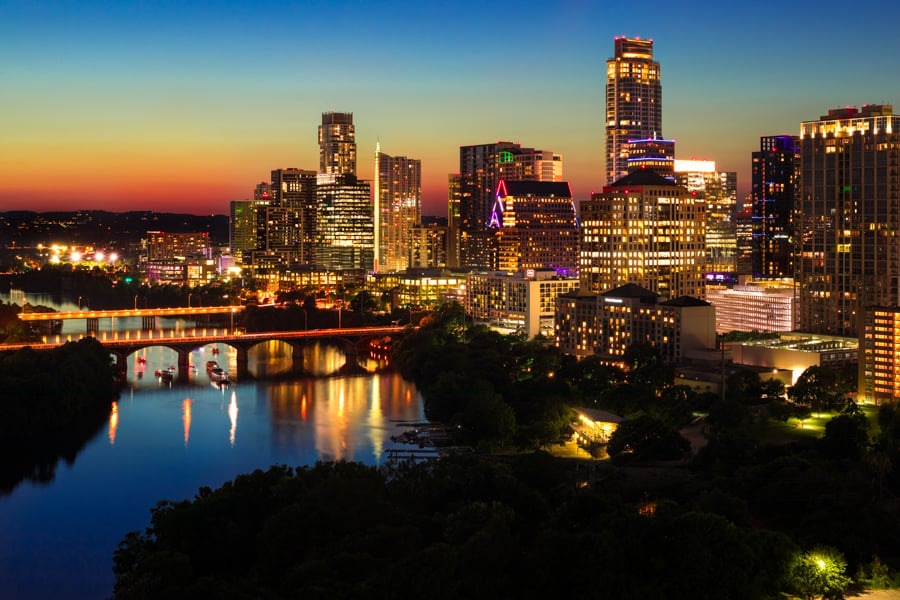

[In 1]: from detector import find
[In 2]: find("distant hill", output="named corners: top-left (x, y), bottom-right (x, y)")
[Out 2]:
top-left (0, 210), bottom-right (229, 248)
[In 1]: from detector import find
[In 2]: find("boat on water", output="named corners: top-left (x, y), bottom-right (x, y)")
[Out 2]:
top-left (206, 360), bottom-right (219, 373)
top-left (154, 366), bottom-right (176, 381)
top-left (209, 366), bottom-right (229, 383)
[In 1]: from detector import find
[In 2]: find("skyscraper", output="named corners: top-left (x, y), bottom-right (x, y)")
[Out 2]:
top-left (374, 146), bottom-right (421, 272)
top-left (315, 173), bottom-right (374, 271)
top-left (606, 37), bottom-right (662, 183)
top-left (270, 168), bottom-right (318, 264)
top-left (579, 170), bottom-right (705, 299)
top-left (457, 142), bottom-right (562, 269)
top-left (489, 180), bottom-right (578, 275)
top-left (319, 112), bottom-right (356, 176)
top-left (447, 173), bottom-right (461, 269)
top-left (673, 160), bottom-right (738, 282)
top-left (751, 135), bottom-right (798, 279)
top-left (796, 105), bottom-right (900, 338)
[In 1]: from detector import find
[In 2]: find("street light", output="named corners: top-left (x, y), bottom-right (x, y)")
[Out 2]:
top-left (188, 293), bottom-right (192, 308)
top-left (134, 295), bottom-right (138, 310)
top-left (302, 308), bottom-right (308, 330)
top-left (78, 296), bottom-right (82, 311)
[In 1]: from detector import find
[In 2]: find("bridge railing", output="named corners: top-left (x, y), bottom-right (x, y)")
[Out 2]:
top-left (43, 328), bottom-right (235, 345)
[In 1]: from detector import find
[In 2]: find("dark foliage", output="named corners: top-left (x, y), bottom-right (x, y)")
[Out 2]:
top-left (0, 337), bottom-right (119, 492)
top-left (392, 306), bottom-right (573, 448)
top-left (113, 456), bottom-right (795, 600)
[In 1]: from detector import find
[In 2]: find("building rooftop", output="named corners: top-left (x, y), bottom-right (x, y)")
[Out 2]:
top-left (559, 287), bottom-right (599, 299)
top-left (661, 295), bottom-right (710, 307)
top-left (601, 283), bottom-right (659, 301)
top-left (607, 169), bottom-right (673, 188)
top-left (498, 180), bottom-right (572, 198)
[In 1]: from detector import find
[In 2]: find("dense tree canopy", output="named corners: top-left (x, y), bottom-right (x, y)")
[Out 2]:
top-left (112, 457), bottom-right (797, 600)
top-left (0, 337), bottom-right (119, 492)
top-left (393, 306), bottom-right (573, 449)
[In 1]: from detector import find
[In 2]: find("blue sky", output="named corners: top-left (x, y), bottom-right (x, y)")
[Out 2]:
top-left (2, 0), bottom-right (899, 214)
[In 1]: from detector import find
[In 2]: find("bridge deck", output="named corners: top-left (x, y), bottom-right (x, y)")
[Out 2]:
top-left (19, 306), bottom-right (243, 321)
top-left (0, 326), bottom-right (406, 351)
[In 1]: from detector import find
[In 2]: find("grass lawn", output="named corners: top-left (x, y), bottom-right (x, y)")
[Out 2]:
top-left (754, 415), bottom-right (827, 444)
top-left (751, 403), bottom-right (883, 445)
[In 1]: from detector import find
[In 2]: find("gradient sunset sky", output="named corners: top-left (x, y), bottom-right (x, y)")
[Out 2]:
top-left (3, 0), bottom-right (899, 216)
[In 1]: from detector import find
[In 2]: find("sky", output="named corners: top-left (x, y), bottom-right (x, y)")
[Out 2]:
top-left (2, 0), bottom-right (900, 217)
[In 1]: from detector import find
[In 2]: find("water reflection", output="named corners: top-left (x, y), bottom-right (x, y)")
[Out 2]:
top-left (0, 334), bottom-right (425, 599)
top-left (228, 391), bottom-right (238, 447)
top-left (109, 402), bottom-right (118, 445)
top-left (183, 399), bottom-right (192, 447)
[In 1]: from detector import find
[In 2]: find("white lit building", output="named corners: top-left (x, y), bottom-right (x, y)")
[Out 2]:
top-left (466, 269), bottom-right (578, 339)
top-left (705, 280), bottom-right (795, 333)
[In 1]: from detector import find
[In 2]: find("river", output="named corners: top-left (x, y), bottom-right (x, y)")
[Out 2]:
top-left (0, 293), bottom-right (427, 600)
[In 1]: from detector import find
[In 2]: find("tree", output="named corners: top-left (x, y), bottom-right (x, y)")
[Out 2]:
top-left (785, 546), bottom-right (852, 600)
top-left (606, 415), bottom-right (690, 462)
top-left (788, 366), bottom-right (846, 416)
top-left (820, 411), bottom-right (869, 460)
top-left (760, 377), bottom-right (785, 401)
top-left (562, 355), bottom-right (624, 400)
top-left (623, 343), bottom-right (674, 391)
top-left (349, 290), bottom-right (379, 315)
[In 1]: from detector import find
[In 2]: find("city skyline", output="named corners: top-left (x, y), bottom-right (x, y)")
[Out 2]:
top-left (3, 0), bottom-right (900, 215)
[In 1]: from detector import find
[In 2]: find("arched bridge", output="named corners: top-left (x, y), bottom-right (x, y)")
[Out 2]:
top-left (102, 326), bottom-right (407, 379)
top-left (1, 326), bottom-right (407, 380)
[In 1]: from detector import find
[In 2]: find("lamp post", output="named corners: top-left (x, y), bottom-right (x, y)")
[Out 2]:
top-left (302, 308), bottom-right (308, 330)
top-left (134, 295), bottom-right (138, 310)
top-left (78, 296), bottom-right (83, 311)
top-left (188, 293), bottom-right (192, 308)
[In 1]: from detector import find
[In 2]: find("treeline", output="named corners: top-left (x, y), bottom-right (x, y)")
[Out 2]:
top-left (393, 305), bottom-right (573, 450)
top-left (0, 337), bottom-right (119, 492)
top-left (6, 264), bottom-right (234, 310)
top-left (112, 457), bottom-right (795, 600)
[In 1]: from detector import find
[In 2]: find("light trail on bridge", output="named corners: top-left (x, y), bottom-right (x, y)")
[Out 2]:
top-left (0, 326), bottom-right (409, 351)
top-left (18, 306), bottom-right (243, 321)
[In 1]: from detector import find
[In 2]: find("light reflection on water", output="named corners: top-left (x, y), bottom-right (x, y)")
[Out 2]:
top-left (0, 338), bottom-right (424, 600)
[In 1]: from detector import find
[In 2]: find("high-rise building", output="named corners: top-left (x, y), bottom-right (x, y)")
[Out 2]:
top-left (146, 231), bottom-right (209, 262)
top-left (251, 182), bottom-right (273, 252)
top-left (555, 283), bottom-right (716, 364)
top-left (315, 173), bottom-right (374, 271)
top-left (865, 307), bottom-right (900, 402)
top-left (447, 173), bottom-right (461, 269)
top-left (457, 142), bottom-right (562, 269)
top-left (269, 168), bottom-right (318, 265)
top-left (229, 200), bottom-right (256, 265)
top-left (624, 138), bottom-right (675, 178)
top-left (374, 146), bottom-right (421, 272)
top-left (796, 105), bottom-right (900, 339)
top-left (579, 170), bottom-right (705, 299)
top-left (319, 112), bottom-right (356, 176)
top-left (409, 224), bottom-right (447, 268)
top-left (734, 206), bottom-right (754, 277)
top-left (489, 180), bottom-right (578, 275)
top-left (606, 37), bottom-right (662, 183)
top-left (751, 135), bottom-right (799, 279)
top-left (673, 160), bottom-right (738, 282)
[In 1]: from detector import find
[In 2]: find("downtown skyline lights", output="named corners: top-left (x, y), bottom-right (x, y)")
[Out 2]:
top-left (4, 0), bottom-right (899, 215)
